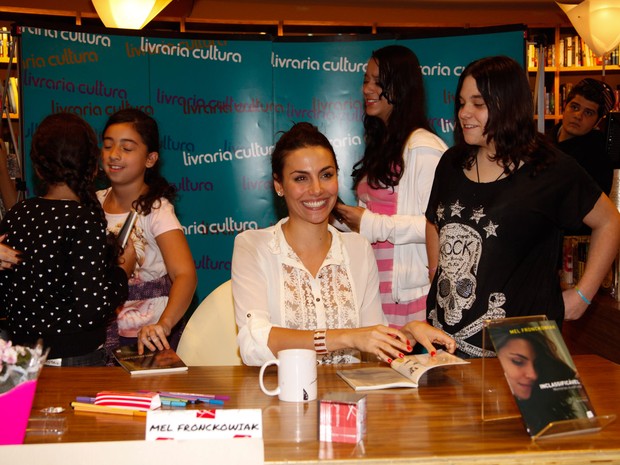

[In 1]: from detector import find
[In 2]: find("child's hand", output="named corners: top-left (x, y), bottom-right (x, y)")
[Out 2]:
top-left (333, 204), bottom-right (365, 233)
top-left (137, 323), bottom-right (171, 354)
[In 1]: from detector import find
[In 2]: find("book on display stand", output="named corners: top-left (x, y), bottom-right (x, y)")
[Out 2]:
top-left (481, 316), bottom-right (615, 440)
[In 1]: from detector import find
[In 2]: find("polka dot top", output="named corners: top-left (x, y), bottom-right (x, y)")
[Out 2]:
top-left (0, 198), bottom-right (128, 358)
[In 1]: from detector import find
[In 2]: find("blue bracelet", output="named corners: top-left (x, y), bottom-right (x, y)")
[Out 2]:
top-left (575, 287), bottom-right (592, 305)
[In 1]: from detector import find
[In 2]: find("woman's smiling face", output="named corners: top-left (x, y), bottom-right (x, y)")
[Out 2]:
top-left (273, 145), bottom-right (339, 227)
top-left (497, 338), bottom-right (538, 400)
top-left (458, 75), bottom-right (492, 150)
top-left (363, 57), bottom-right (393, 124)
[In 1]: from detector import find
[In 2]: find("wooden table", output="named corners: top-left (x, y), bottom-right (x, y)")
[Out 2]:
top-left (21, 355), bottom-right (620, 464)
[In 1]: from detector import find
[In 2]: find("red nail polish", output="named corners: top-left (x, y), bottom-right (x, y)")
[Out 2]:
top-left (430, 351), bottom-right (436, 357)
top-left (398, 353), bottom-right (405, 358)
top-left (386, 358), bottom-right (392, 364)
top-left (406, 345), bottom-right (412, 352)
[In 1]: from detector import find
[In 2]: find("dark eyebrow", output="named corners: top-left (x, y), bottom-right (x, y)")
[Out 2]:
top-left (507, 352), bottom-right (529, 360)
top-left (288, 165), bottom-right (335, 176)
top-left (103, 136), bottom-right (139, 145)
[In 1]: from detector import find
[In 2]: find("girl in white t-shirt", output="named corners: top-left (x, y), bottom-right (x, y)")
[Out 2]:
top-left (98, 109), bottom-right (197, 356)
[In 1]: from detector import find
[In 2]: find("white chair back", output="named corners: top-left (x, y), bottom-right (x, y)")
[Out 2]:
top-left (177, 280), bottom-right (242, 366)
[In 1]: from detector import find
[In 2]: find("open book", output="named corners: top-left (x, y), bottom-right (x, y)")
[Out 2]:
top-left (113, 345), bottom-right (188, 375)
top-left (337, 350), bottom-right (469, 391)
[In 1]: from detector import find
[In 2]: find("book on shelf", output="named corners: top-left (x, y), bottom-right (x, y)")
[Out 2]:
top-left (337, 350), bottom-right (469, 391)
top-left (486, 319), bottom-right (598, 438)
top-left (5, 77), bottom-right (18, 114)
top-left (113, 344), bottom-right (188, 375)
top-left (0, 27), bottom-right (10, 58)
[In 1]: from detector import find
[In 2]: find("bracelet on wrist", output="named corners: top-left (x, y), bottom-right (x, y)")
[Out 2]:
top-left (574, 286), bottom-right (592, 305)
top-left (313, 329), bottom-right (328, 355)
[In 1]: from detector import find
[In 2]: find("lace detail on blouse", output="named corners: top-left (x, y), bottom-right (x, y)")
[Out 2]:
top-left (281, 240), bottom-right (361, 364)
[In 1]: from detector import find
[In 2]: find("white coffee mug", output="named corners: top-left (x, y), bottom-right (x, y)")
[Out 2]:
top-left (259, 349), bottom-right (318, 402)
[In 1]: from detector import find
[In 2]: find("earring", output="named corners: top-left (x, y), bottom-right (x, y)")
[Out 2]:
top-left (277, 191), bottom-right (284, 197)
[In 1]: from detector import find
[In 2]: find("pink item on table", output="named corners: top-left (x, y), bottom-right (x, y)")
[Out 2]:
top-left (0, 379), bottom-right (38, 445)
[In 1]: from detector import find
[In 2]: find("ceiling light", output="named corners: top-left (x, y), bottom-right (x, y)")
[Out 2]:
top-left (557, 0), bottom-right (620, 57)
top-left (92, 0), bottom-right (173, 30)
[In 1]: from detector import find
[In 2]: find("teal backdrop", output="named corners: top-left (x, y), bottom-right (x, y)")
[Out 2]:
top-left (17, 25), bottom-right (525, 307)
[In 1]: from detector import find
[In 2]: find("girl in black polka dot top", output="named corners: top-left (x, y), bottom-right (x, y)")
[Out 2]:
top-left (0, 113), bottom-right (135, 365)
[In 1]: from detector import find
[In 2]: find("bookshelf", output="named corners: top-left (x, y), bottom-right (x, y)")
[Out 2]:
top-left (0, 25), bottom-right (17, 120)
top-left (0, 24), bottom-right (21, 216)
top-left (528, 26), bottom-right (620, 128)
top-left (0, 57), bottom-right (18, 121)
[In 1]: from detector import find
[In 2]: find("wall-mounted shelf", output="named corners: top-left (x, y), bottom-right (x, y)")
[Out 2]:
top-left (528, 26), bottom-right (620, 126)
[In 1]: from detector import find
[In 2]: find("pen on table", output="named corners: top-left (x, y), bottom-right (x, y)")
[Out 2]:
top-left (161, 396), bottom-right (223, 406)
top-left (76, 396), bottom-right (96, 404)
top-left (158, 391), bottom-right (230, 401)
top-left (197, 398), bottom-right (225, 406)
top-left (175, 397), bottom-right (224, 406)
top-left (70, 401), bottom-right (147, 417)
top-left (161, 398), bottom-right (188, 407)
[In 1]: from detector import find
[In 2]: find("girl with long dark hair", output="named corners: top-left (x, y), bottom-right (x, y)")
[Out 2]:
top-left (334, 45), bottom-right (448, 329)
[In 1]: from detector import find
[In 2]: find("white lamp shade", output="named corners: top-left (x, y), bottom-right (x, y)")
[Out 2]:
top-left (557, 0), bottom-right (620, 57)
top-left (92, 0), bottom-right (173, 29)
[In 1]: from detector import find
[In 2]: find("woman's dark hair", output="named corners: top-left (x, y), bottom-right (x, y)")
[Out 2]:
top-left (453, 55), bottom-right (554, 175)
top-left (353, 45), bottom-right (432, 189)
top-left (31, 112), bottom-right (119, 266)
top-left (271, 122), bottom-right (338, 182)
top-left (494, 329), bottom-right (572, 379)
top-left (32, 113), bottom-right (102, 215)
top-left (102, 109), bottom-right (176, 215)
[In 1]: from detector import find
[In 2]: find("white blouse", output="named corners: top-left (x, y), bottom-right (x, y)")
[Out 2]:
top-left (232, 218), bottom-right (386, 366)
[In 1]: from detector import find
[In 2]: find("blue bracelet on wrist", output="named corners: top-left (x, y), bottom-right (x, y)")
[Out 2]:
top-left (575, 287), bottom-right (592, 305)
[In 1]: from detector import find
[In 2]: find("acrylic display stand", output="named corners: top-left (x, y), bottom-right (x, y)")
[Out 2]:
top-left (530, 414), bottom-right (615, 440)
top-left (481, 316), bottom-right (616, 440)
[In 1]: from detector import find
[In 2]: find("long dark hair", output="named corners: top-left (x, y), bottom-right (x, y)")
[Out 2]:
top-left (102, 109), bottom-right (176, 215)
top-left (31, 112), bottom-right (119, 266)
top-left (353, 45), bottom-right (432, 189)
top-left (453, 55), bottom-right (554, 175)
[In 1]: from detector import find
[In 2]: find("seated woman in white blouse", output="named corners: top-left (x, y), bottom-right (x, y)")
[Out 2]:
top-left (232, 122), bottom-right (455, 366)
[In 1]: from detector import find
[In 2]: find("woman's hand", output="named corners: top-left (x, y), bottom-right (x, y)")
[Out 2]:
top-left (562, 287), bottom-right (590, 321)
top-left (0, 234), bottom-right (21, 269)
top-left (401, 321), bottom-right (456, 355)
top-left (344, 325), bottom-right (412, 363)
top-left (137, 322), bottom-right (172, 354)
top-left (333, 204), bottom-right (365, 233)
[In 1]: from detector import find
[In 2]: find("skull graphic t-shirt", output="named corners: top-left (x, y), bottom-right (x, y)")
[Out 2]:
top-left (425, 145), bottom-right (601, 357)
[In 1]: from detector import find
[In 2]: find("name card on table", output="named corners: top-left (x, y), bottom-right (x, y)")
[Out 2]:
top-left (146, 409), bottom-right (263, 440)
